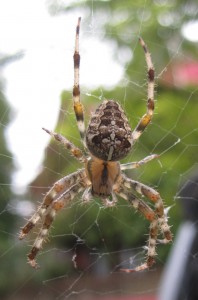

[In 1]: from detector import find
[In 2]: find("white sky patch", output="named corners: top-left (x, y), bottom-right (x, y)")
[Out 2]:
top-left (182, 20), bottom-right (198, 42)
top-left (0, 0), bottom-right (123, 193)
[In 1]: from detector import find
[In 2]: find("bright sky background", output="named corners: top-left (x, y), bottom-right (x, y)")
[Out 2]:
top-left (1, 0), bottom-right (123, 193)
top-left (0, 0), bottom-right (197, 194)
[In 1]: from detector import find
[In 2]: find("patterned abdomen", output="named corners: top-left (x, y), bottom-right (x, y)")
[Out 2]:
top-left (86, 100), bottom-right (132, 161)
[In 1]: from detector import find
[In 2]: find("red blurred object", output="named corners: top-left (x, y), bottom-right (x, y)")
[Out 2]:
top-left (161, 60), bottom-right (198, 88)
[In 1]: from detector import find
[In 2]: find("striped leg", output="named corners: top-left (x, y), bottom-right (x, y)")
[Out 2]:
top-left (122, 176), bottom-right (172, 243)
top-left (117, 188), bottom-right (158, 272)
top-left (27, 182), bottom-right (86, 268)
top-left (19, 169), bottom-right (87, 240)
top-left (131, 38), bottom-right (155, 143)
top-left (121, 154), bottom-right (159, 171)
top-left (73, 17), bottom-right (86, 145)
top-left (42, 128), bottom-right (86, 163)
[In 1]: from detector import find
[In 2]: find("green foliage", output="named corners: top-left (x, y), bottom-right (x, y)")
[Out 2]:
top-left (0, 62), bottom-right (17, 294)
top-left (0, 89), bottom-right (15, 234)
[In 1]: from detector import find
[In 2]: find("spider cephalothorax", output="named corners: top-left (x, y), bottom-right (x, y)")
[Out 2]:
top-left (19, 17), bottom-right (172, 271)
top-left (85, 156), bottom-right (121, 196)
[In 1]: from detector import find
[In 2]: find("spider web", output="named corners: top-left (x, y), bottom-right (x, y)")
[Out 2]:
top-left (1, 0), bottom-right (198, 299)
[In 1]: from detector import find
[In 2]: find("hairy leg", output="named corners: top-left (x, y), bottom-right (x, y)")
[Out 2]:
top-left (121, 154), bottom-right (159, 170)
top-left (19, 169), bottom-right (87, 239)
top-left (42, 128), bottom-right (86, 162)
top-left (27, 182), bottom-right (87, 268)
top-left (121, 175), bottom-right (172, 242)
top-left (116, 188), bottom-right (158, 272)
top-left (131, 38), bottom-right (155, 144)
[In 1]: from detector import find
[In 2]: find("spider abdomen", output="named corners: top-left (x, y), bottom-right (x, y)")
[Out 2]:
top-left (86, 100), bottom-right (132, 161)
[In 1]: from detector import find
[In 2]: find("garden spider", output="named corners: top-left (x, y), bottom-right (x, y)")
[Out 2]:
top-left (19, 17), bottom-right (172, 271)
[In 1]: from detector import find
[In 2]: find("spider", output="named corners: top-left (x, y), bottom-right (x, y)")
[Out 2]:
top-left (19, 17), bottom-right (172, 271)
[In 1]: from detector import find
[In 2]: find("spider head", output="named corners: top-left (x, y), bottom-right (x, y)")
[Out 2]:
top-left (86, 100), bottom-right (132, 161)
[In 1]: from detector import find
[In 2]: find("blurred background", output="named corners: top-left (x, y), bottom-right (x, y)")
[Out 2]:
top-left (0, 0), bottom-right (198, 299)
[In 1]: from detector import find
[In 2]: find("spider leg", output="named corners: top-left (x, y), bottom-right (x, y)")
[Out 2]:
top-left (121, 175), bottom-right (172, 243)
top-left (27, 182), bottom-right (87, 268)
top-left (116, 188), bottom-right (158, 272)
top-left (73, 17), bottom-right (86, 146)
top-left (19, 169), bottom-right (87, 239)
top-left (131, 38), bottom-right (155, 144)
top-left (42, 128), bottom-right (87, 163)
top-left (121, 154), bottom-right (159, 170)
